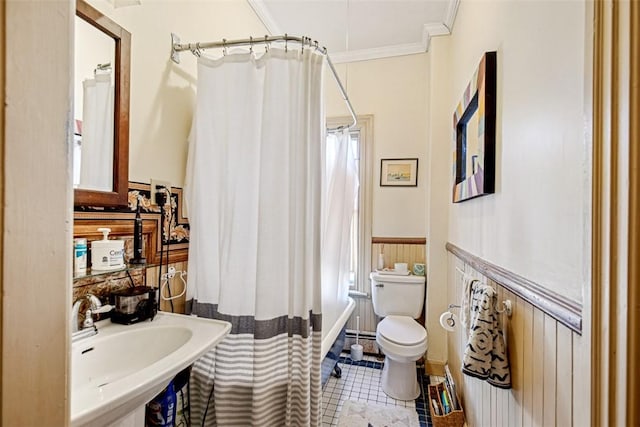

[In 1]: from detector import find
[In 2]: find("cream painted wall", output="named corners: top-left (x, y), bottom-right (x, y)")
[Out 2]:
top-left (325, 55), bottom-right (429, 237)
top-left (424, 49), bottom-right (450, 366)
top-left (429, 0), bottom-right (590, 303)
top-left (85, 0), bottom-right (266, 188)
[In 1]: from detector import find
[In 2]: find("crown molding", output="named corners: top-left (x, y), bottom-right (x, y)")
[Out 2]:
top-left (444, 0), bottom-right (460, 32)
top-left (247, 0), bottom-right (279, 35)
top-left (330, 42), bottom-right (425, 63)
top-left (247, 0), bottom-right (457, 64)
top-left (331, 22), bottom-right (451, 64)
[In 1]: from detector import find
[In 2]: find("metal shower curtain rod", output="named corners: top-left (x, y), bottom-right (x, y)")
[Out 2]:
top-left (170, 33), bottom-right (357, 131)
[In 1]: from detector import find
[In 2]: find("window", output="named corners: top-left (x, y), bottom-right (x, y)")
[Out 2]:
top-left (327, 116), bottom-right (373, 293)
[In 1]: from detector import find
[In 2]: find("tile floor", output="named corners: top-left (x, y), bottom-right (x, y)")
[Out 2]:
top-left (321, 353), bottom-right (442, 427)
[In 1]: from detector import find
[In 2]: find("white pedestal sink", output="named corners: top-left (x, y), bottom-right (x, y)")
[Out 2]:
top-left (71, 312), bottom-right (231, 427)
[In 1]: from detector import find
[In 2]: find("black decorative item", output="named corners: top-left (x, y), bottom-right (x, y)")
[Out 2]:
top-left (130, 195), bottom-right (146, 264)
top-left (452, 51), bottom-right (497, 203)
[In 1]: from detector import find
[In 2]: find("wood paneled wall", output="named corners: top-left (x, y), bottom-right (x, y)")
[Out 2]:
top-left (447, 254), bottom-right (589, 426)
top-left (371, 238), bottom-right (426, 272)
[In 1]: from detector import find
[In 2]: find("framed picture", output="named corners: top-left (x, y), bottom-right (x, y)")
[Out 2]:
top-left (452, 51), bottom-right (497, 203)
top-left (380, 158), bottom-right (418, 187)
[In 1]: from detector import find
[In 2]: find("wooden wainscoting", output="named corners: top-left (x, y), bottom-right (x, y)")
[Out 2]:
top-left (371, 237), bottom-right (426, 272)
top-left (447, 249), bottom-right (589, 426)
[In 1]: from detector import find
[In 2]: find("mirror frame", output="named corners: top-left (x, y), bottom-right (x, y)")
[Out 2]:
top-left (74, 0), bottom-right (130, 207)
top-left (452, 51), bottom-right (496, 203)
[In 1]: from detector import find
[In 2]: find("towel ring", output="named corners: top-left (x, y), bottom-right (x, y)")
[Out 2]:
top-left (160, 268), bottom-right (187, 301)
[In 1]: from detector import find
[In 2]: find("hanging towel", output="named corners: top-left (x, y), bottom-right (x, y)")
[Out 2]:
top-left (462, 282), bottom-right (511, 389)
top-left (460, 275), bottom-right (477, 330)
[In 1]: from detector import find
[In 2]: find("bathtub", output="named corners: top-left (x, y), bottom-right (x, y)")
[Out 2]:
top-left (320, 297), bottom-right (355, 385)
top-left (322, 296), bottom-right (355, 359)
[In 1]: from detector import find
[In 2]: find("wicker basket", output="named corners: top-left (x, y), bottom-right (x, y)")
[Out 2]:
top-left (428, 383), bottom-right (465, 427)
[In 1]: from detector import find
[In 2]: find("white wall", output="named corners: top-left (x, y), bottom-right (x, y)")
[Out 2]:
top-left (429, 0), bottom-right (590, 303)
top-left (326, 55), bottom-right (429, 238)
top-left (86, 0), bottom-right (266, 188)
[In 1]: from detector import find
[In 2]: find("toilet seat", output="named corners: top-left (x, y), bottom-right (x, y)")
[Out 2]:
top-left (377, 316), bottom-right (427, 346)
top-left (376, 316), bottom-right (428, 362)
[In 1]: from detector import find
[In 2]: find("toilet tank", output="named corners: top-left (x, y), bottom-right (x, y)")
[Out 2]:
top-left (370, 272), bottom-right (425, 318)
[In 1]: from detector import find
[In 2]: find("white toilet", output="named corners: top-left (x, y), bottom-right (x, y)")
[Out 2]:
top-left (370, 271), bottom-right (427, 401)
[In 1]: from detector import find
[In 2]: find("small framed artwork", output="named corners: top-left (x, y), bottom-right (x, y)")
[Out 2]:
top-left (452, 51), bottom-right (497, 202)
top-left (380, 158), bottom-right (418, 187)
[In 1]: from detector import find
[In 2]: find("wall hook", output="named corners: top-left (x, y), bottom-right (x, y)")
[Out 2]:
top-left (497, 299), bottom-right (513, 317)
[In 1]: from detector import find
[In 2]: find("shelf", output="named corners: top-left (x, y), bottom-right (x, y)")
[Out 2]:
top-left (73, 264), bottom-right (146, 281)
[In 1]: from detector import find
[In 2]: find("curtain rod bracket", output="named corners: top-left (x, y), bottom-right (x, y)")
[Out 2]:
top-left (171, 33), bottom-right (181, 64)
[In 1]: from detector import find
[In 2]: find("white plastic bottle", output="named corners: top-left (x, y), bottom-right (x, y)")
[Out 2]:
top-left (91, 228), bottom-right (125, 271)
top-left (74, 238), bottom-right (87, 276)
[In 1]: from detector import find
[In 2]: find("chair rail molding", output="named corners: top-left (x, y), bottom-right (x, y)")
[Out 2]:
top-left (446, 242), bottom-right (582, 334)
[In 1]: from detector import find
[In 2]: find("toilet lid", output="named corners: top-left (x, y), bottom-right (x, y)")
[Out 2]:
top-left (378, 316), bottom-right (427, 346)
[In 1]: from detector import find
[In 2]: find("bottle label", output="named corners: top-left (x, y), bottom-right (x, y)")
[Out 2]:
top-left (74, 243), bottom-right (87, 274)
top-left (108, 248), bottom-right (124, 266)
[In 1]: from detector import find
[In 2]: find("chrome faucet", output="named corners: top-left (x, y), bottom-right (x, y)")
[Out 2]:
top-left (72, 294), bottom-right (112, 342)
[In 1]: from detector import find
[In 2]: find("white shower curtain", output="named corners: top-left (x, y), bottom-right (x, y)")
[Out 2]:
top-left (321, 130), bottom-right (358, 337)
top-left (185, 48), bottom-right (325, 426)
top-left (79, 72), bottom-right (114, 191)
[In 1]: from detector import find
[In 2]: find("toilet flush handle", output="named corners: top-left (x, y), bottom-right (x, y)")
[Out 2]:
top-left (375, 283), bottom-right (384, 288)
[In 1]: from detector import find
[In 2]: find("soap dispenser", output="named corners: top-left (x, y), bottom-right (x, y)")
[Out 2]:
top-left (91, 227), bottom-right (125, 271)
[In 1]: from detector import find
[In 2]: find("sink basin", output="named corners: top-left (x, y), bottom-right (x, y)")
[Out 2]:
top-left (71, 312), bottom-right (231, 427)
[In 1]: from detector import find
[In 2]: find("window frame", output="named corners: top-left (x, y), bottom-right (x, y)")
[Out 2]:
top-left (326, 115), bottom-right (373, 293)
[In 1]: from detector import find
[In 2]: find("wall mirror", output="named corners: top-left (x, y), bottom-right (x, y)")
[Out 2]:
top-left (452, 51), bottom-right (496, 203)
top-left (74, 0), bottom-right (130, 207)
